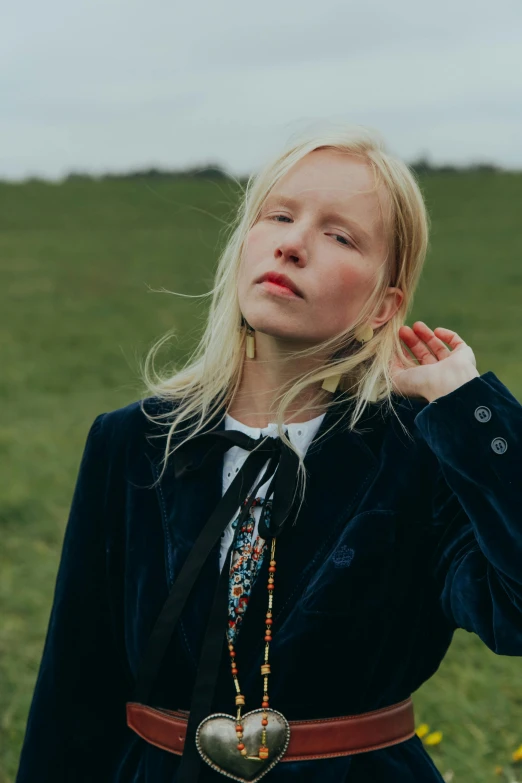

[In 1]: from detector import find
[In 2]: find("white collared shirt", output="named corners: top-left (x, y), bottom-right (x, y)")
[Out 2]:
top-left (219, 411), bottom-right (326, 572)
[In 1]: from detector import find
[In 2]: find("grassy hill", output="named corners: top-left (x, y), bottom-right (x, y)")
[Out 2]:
top-left (1, 172), bottom-right (521, 782)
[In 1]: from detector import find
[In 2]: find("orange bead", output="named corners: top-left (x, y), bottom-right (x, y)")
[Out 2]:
top-left (261, 719), bottom-right (268, 726)
top-left (262, 701), bottom-right (269, 708)
top-left (269, 566), bottom-right (276, 573)
top-left (231, 667), bottom-right (238, 675)
top-left (237, 743), bottom-right (245, 751)
top-left (267, 584), bottom-right (274, 591)
top-left (266, 618), bottom-right (273, 625)
top-left (229, 650), bottom-right (236, 657)
top-left (264, 635), bottom-right (271, 641)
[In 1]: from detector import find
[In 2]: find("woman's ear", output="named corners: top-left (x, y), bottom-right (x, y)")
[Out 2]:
top-left (371, 287), bottom-right (404, 330)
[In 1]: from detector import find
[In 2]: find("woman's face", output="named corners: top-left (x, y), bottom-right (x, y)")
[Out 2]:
top-left (237, 148), bottom-right (403, 348)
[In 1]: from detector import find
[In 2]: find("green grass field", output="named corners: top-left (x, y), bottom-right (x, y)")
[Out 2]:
top-left (1, 172), bottom-right (521, 782)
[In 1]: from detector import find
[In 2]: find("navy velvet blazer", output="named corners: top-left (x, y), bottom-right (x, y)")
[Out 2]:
top-left (16, 371), bottom-right (522, 783)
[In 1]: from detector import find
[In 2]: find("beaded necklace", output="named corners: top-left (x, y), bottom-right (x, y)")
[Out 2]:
top-left (195, 492), bottom-right (291, 781)
top-left (226, 496), bottom-right (274, 760)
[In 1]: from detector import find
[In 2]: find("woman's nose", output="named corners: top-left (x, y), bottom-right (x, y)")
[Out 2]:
top-left (275, 226), bottom-right (308, 265)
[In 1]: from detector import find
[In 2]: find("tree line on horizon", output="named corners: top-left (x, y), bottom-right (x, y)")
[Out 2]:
top-left (1, 158), bottom-right (512, 185)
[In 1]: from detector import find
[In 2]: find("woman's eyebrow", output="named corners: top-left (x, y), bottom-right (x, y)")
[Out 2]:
top-left (263, 193), bottom-right (373, 247)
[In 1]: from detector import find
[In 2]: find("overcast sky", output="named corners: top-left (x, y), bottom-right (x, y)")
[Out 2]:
top-left (2, 0), bottom-right (522, 181)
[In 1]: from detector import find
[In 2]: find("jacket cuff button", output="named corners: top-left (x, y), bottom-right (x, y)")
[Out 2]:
top-left (491, 437), bottom-right (508, 454)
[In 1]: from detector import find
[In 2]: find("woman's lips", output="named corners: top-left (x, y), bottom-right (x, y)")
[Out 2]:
top-left (259, 280), bottom-right (302, 298)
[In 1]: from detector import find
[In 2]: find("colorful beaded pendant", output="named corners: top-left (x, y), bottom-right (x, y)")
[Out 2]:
top-left (196, 498), bottom-right (291, 782)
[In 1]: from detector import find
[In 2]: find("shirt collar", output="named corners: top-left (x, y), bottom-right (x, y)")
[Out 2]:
top-left (224, 411), bottom-right (326, 456)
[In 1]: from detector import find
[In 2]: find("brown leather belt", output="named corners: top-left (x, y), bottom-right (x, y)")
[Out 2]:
top-left (127, 696), bottom-right (415, 761)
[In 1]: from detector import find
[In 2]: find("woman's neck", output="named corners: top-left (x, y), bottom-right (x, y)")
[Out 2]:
top-left (227, 337), bottom-right (332, 428)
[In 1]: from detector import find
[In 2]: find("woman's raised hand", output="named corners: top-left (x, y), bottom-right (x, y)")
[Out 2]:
top-left (390, 321), bottom-right (480, 402)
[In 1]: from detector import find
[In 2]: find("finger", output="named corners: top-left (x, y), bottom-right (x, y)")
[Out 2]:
top-left (399, 324), bottom-right (438, 364)
top-left (431, 326), bottom-right (467, 351)
top-left (411, 322), bottom-right (453, 360)
top-left (400, 342), bottom-right (414, 361)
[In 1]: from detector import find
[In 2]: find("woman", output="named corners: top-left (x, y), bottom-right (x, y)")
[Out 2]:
top-left (16, 124), bottom-right (522, 783)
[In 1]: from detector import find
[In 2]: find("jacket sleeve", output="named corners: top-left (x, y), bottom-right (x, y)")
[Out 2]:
top-left (413, 370), bottom-right (522, 655)
top-left (16, 413), bottom-right (131, 782)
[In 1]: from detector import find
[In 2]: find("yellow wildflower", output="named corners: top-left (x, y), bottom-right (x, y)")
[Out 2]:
top-left (416, 723), bottom-right (430, 739)
top-left (494, 768), bottom-right (503, 776)
top-left (512, 744), bottom-right (522, 762)
top-left (424, 731), bottom-right (443, 746)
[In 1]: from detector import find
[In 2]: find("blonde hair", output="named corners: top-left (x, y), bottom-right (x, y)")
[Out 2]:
top-left (139, 122), bottom-right (430, 512)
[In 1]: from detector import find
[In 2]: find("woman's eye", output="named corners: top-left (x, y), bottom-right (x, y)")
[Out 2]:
top-left (333, 234), bottom-right (355, 248)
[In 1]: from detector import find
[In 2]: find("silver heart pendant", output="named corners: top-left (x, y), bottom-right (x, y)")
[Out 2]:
top-left (196, 708), bottom-right (291, 782)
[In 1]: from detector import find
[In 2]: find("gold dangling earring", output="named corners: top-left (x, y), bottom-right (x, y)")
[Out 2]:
top-left (241, 316), bottom-right (256, 359)
top-left (321, 324), bottom-right (374, 393)
top-left (246, 325), bottom-right (255, 359)
top-left (354, 324), bottom-right (374, 343)
top-left (321, 374), bottom-right (342, 393)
